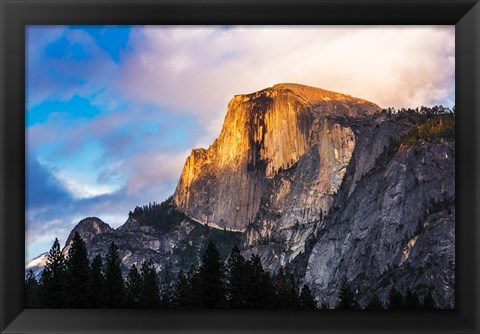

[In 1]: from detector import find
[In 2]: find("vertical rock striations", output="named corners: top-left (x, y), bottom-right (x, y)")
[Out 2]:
top-left (303, 115), bottom-right (455, 307)
top-left (173, 83), bottom-right (379, 234)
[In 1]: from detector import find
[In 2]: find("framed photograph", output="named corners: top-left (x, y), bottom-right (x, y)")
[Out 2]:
top-left (1, 0), bottom-right (479, 333)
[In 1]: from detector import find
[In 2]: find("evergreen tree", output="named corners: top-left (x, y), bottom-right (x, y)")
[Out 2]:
top-left (336, 278), bottom-right (360, 310)
top-left (299, 284), bottom-right (317, 309)
top-left (173, 270), bottom-right (191, 309)
top-left (25, 270), bottom-right (40, 308)
top-left (65, 232), bottom-right (90, 308)
top-left (40, 238), bottom-right (66, 308)
top-left (284, 273), bottom-right (300, 309)
top-left (125, 264), bottom-right (142, 308)
top-left (139, 259), bottom-right (160, 308)
top-left (246, 254), bottom-right (274, 308)
top-left (387, 286), bottom-right (404, 310)
top-left (160, 269), bottom-right (174, 308)
top-left (258, 270), bottom-right (276, 309)
top-left (104, 241), bottom-right (126, 308)
top-left (88, 254), bottom-right (105, 308)
top-left (198, 241), bottom-right (226, 308)
top-left (404, 289), bottom-right (421, 309)
top-left (187, 265), bottom-right (201, 307)
top-left (273, 267), bottom-right (292, 309)
top-left (422, 289), bottom-right (438, 310)
top-left (226, 245), bottom-right (247, 308)
top-left (365, 294), bottom-right (384, 310)
top-left (319, 301), bottom-right (330, 310)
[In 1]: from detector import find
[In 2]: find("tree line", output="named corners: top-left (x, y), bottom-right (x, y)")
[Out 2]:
top-left (381, 105), bottom-right (454, 115)
top-left (401, 114), bottom-right (455, 146)
top-left (25, 233), bottom-right (316, 309)
top-left (127, 198), bottom-right (188, 233)
top-left (25, 233), bottom-right (438, 309)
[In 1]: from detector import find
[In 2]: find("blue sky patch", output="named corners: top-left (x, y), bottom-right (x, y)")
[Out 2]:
top-left (27, 95), bottom-right (102, 126)
top-left (76, 25), bottom-right (131, 63)
top-left (45, 36), bottom-right (89, 60)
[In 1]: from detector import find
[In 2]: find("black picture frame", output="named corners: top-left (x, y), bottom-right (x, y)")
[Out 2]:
top-left (1, 0), bottom-right (479, 333)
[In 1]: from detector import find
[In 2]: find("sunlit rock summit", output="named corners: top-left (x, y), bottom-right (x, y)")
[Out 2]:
top-left (173, 83), bottom-right (380, 232)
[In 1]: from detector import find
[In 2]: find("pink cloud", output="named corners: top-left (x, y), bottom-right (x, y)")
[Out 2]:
top-left (117, 25), bottom-right (455, 136)
top-left (124, 151), bottom-right (189, 195)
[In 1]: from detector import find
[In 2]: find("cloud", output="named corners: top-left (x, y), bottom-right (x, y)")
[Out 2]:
top-left (26, 152), bottom-right (73, 208)
top-left (119, 25), bottom-right (455, 133)
top-left (25, 101), bottom-right (200, 260)
top-left (27, 27), bottom-right (119, 109)
top-left (124, 150), bottom-right (190, 195)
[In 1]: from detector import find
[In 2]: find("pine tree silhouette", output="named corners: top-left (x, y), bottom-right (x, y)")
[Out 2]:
top-left (88, 254), bottom-right (105, 308)
top-left (25, 270), bottom-right (40, 308)
top-left (287, 274), bottom-right (300, 309)
top-left (104, 241), bottom-right (126, 308)
top-left (319, 301), bottom-right (330, 310)
top-left (246, 254), bottom-right (273, 308)
top-left (365, 294), bottom-right (384, 310)
top-left (258, 270), bottom-right (276, 309)
top-left (139, 259), bottom-right (160, 308)
top-left (187, 265), bottom-right (201, 307)
top-left (422, 289), bottom-right (438, 310)
top-left (387, 286), bottom-right (404, 310)
top-left (226, 245), bottom-right (247, 308)
top-left (404, 289), bottom-right (421, 309)
top-left (273, 267), bottom-right (292, 309)
top-left (125, 264), bottom-right (142, 308)
top-left (173, 270), bottom-right (191, 308)
top-left (336, 278), bottom-right (360, 310)
top-left (198, 241), bottom-right (226, 308)
top-left (299, 284), bottom-right (317, 309)
top-left (65, 232), bottom-right (90, 308)
top-left (160, 269), bottom-right (174, 308)
top-left (40, 238), bottom-right (66, 308)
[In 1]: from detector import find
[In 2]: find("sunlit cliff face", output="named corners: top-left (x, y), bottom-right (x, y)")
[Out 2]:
top-left (173, 83), bottom-right (380, 231)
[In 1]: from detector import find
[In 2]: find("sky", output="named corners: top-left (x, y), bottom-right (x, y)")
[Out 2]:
top-left (25, 25), bottom-right (455, 261)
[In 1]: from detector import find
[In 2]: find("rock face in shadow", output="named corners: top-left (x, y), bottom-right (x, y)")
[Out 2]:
top-left (242, 118), bottom-right (356, 271)
top-left (303, 114), bottom-right (455, 307)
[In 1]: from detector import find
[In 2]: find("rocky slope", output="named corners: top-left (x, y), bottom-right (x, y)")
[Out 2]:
top-left (27, 203), bottom-right (242, 277)
top-left (300, 113), bottom-right (455, 308)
